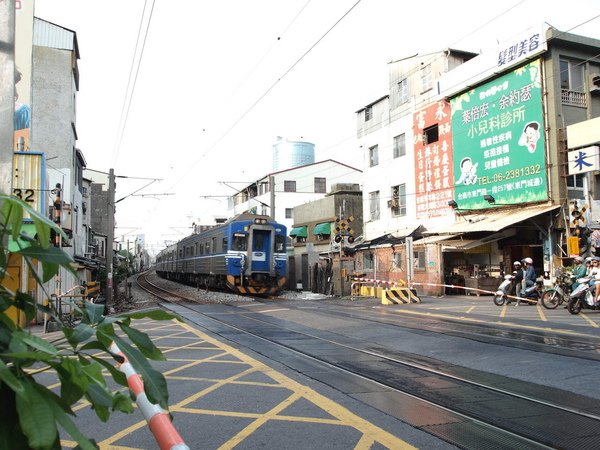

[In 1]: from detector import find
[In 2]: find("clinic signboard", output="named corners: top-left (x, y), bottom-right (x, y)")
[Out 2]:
top-left (450, 59), bottom-right (548, 210)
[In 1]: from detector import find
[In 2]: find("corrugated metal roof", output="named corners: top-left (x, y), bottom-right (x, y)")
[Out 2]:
top-left (33, 18), bottom-right (77, 53)
top-left (424, 203), bottom-right (561, 234)
top-left (413, 234), bottom-right (460, 245)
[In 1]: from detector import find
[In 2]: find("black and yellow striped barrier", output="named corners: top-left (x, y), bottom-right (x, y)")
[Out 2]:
top-left (381, 287), bottom-right (421, 305)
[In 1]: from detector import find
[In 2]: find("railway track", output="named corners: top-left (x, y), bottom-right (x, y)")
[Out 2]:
top-left (135, 273), bottom-right (600, 449)
top-left (135, 271), bottom-right (196, 303)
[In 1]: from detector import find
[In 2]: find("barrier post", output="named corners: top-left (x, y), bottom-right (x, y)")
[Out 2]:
top-left (109, 342), bottom-right (189, 450)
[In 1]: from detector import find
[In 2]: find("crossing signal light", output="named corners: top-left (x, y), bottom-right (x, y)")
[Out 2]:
top-left (334, 234), bottom-right (342, 243)
top-left (347, 235), bottom-right (355, 244)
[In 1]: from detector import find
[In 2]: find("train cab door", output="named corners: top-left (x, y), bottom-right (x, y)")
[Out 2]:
top-left (250, 228), bottom-right (272, 273)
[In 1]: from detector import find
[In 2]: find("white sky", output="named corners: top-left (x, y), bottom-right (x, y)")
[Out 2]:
top-left (33, 0), bottom-right (600, 255)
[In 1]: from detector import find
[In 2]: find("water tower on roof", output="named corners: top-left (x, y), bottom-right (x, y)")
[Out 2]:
top-left (272, 136), bottom-right (315, 171)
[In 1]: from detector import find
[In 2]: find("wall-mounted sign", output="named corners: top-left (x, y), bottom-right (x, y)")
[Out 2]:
top-left (413, 100), bottom-right (454, 219)
top-left (13, 152), bottom-right (46, 218)
top-left (567, 146), bottom-right (600, 175)
top-left (450, 59), bottom-right (548, 210)
top-left (439, 24), bottom-right (548, 99)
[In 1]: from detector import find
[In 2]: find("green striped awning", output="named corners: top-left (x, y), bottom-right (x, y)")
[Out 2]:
top-left (289, 226), bottom-right (308, 238)
top-left (8, 223), bottom-right (37, 252)
top-left (313, 222), bottom-right (331, 235)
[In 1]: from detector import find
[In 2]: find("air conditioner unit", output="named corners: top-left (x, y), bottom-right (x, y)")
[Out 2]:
top-left (590, 73), bottom-right (600, 94)
top-left (387, 199), bottom-right (399, 208)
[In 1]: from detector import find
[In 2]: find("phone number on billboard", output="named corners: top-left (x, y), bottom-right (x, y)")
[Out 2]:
top-left (479, 164), bottom-right (542, 184)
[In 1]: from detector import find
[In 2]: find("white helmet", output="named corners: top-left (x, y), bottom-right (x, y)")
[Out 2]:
top-left (574, 256), bottom-right (584, 263)
top-left (522, 257), bottom-right (533, 265)
top-left (513, 261), bottom-right (521, 266)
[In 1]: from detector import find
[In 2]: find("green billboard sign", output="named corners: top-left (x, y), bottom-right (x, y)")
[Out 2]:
top-left (450, 59), bottom-right (547, 210)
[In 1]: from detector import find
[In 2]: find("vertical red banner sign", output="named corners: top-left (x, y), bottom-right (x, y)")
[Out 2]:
top-left (413, 101), bottom-right (454, 219)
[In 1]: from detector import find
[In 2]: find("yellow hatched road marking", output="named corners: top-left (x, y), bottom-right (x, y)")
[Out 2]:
top-left (74, 319), bottom-right (417, 449)
top-left (177, 321), bottom-right (417, 450)
top-left (536, 303), bottom-right (547, 321)
top-left (579, 313), bottom-right (600, 328)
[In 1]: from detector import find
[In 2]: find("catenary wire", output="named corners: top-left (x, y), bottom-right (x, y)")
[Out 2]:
top-left (166, 0), bottom-right (364, 191)
top-left (110, 0), bottom-right (156, 169)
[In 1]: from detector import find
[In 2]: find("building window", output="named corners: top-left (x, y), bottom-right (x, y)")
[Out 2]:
top-left (285, 208), bottom-right (293, 219)
top-left (393, 133), bottom-right (406, 158)
top-left (421, 64), bottom-right (432, 92)
top-left (390, 184), bottom-right (406, 217)
top-left (284, 180), bottom-right (296, 192)
top-left (259, 181), bottom-right (269, 195)
top-left (567, 173), bottom-right (585, 200)
top-left (423, 124), bottom-right (439, 144)
top-left (567, 174), bottom-right (584, 189)
top-left (365, 105), bottom-right (373, 121)
top-left (560, 59), bottom-right (587, 107)
top-left (414, 249), bottom-right (426, 270)
top-left (314, 177), bottom-right (326, 193)
top-left (393, 252), bottom-right (403, 270)
top-left (369, 145), bottom-right (379, 167)
top-left (369, 191), bottom-right (380, 220)
top-left (364, 253), bottom-right (374, 270)
top-left (560, 59), bottom-right (585, 92)
top-left (398, 78), bottom-right (408, 104)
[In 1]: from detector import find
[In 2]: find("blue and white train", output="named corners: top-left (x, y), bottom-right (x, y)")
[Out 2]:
top-left (155, 214), bottom-right (287, 295)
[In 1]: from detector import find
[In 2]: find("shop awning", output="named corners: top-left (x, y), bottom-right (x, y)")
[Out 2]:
top-left (413, 234), bottom-right (461, 245)
top-left (415, 229), bottom-right (517, 250)
top-left (352, 225), bottom-right (423, 250)
top-left (289, 226), bottom-right (308, 238)
top-left (423, 204), bottom-right (561, 235)
top-left (7, 223), bottom-right (37, 252)
top-left (312, 222), bottom-right (331, 235)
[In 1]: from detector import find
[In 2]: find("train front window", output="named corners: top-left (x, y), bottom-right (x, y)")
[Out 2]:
top-left (275, 235), bottom-right (285, 252)
top-left (233, 233), bottom-right (247, 251)
top-left (254, 234), bottom-right (264, 251)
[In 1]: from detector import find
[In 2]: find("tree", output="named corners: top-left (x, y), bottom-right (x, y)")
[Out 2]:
top-left (0, 194), bottom-right (180, 449)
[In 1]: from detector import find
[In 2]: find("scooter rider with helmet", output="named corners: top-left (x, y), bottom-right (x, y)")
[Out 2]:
top-left (512, 261), bottom-right (524, 296)
top-left (571, 255), bottom-right (587, 291)
top-left (521, 257), bottom-right (536, 296)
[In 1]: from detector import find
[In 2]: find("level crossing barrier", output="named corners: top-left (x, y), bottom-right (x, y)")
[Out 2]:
top-left (109, 342), bottom-right (189, 450)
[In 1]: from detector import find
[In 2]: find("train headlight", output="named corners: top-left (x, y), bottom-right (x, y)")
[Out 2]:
top-left (254, 218), bottom-right (267, 225)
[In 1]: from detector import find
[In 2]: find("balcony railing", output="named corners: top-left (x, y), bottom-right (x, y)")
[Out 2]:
top-left (561, 89), bottom-right (587, 108)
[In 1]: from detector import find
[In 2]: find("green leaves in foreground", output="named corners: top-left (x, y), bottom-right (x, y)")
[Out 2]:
top-left (1, 194), bottom-right (182, 449)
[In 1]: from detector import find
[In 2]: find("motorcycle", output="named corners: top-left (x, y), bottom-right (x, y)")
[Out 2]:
top-left (494, 273), bottom-right (516, 306)
top-left (541, 270), bottom-right (574, 309)
top-left (518, 280), bottom-right (543, 305)
top-left (567, 277), bottom-right (600, 314)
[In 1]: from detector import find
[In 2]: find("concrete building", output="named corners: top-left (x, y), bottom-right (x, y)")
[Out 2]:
top-left (28, 18), bottom-right (92, 297)
top-left (230, 159), bottom-right (363, 233)
top-left (288, 183), bottom-right (362, 294)
top-left (355, 24), bottom-right (600, 296)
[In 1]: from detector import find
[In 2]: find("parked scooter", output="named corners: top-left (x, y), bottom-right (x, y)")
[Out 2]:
top-left (567, 277), bottom-right (600, 314)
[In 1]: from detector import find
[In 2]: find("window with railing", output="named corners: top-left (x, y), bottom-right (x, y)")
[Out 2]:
top-left (560, 59), bottom-right (587, 108)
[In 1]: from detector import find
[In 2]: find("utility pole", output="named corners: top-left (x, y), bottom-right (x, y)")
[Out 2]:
top-left (269, 175), bottom-right (275, 219)
top-left (106, 169), bottom-right (115, 308)
top-left (0, 1), bottom-right (15, 194)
